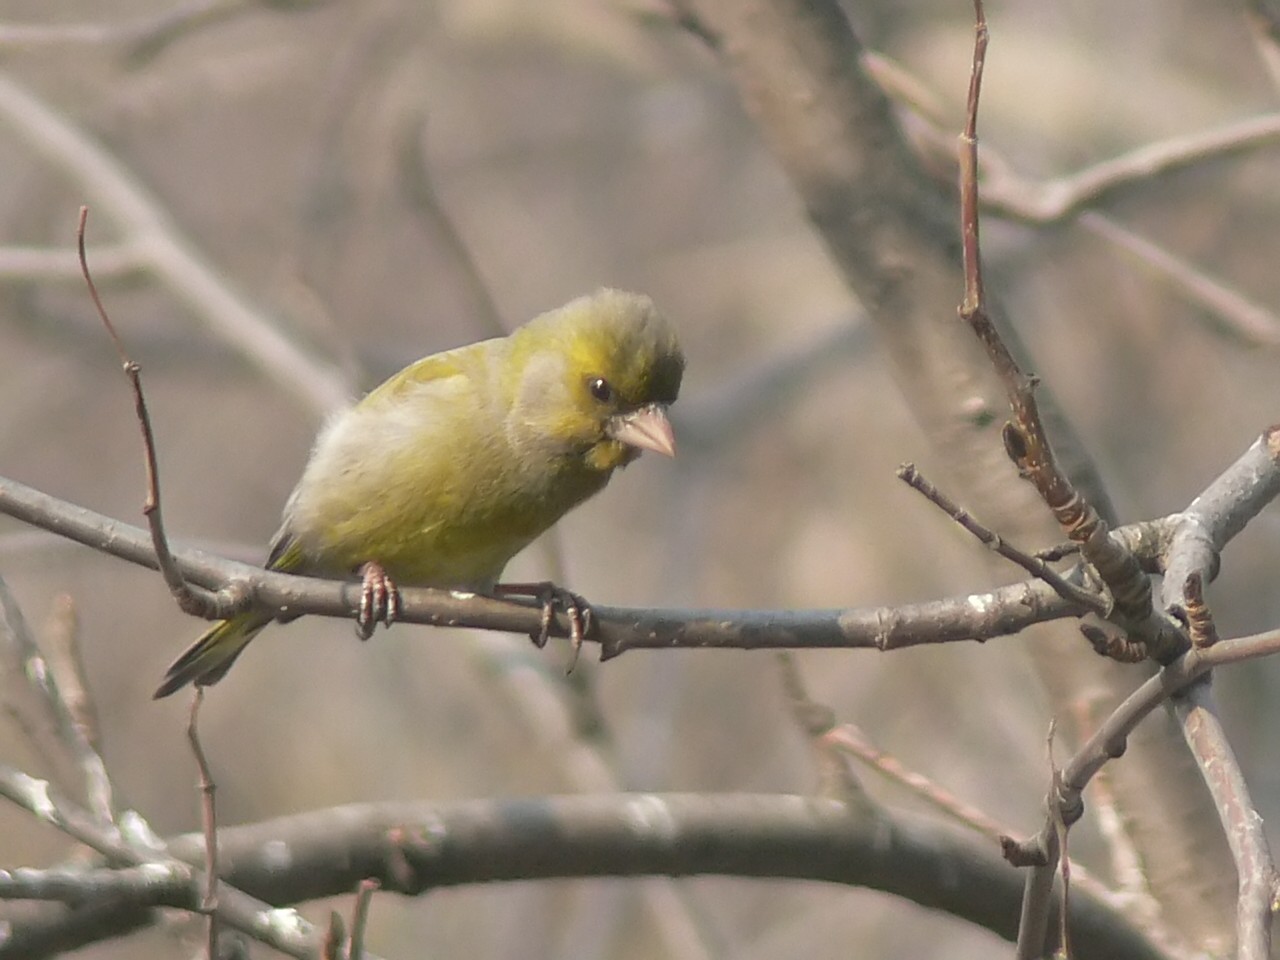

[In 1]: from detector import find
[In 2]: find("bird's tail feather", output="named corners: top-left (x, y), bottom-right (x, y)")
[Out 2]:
top-left (153, 612), bottom-right (273, 699)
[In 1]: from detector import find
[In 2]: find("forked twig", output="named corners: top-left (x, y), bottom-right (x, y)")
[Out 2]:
top-left (897, 463), bottom-right (1108, 615)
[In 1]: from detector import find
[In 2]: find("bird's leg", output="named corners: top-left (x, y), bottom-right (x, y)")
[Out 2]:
top-left (491, 581), bottom-right (594, 671)
top-left (356, 561), bottom-right (400, 640)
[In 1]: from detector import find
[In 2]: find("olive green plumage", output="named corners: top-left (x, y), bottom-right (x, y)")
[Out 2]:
top-left (154, 289), bottom-right (684, 698)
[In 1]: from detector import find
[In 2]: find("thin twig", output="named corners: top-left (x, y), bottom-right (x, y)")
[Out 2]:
top-left (1046, 722), bottom-right (1073, 959)
top-left (77, 207), bottom-right (232, 622)
top-left (824, 720), bottom-right (1124, 918)
top-left (827, 723), bottom-right (1007, 842)
top-left (955, 4), bottom-right (1184, 664)
top-left (0, 577), bottom-right (115, 825)
top-left (774, 653), bottom-right (871, 807)
top-left (187, 690), bottom-right (219, 959)
top-left (40, 592), bottom-right (114, 826)
top-left (897, 462), bottom-right (1109, 615)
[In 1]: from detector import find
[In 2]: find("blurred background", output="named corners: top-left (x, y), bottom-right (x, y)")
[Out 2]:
top-left (1, 0), bottom-right (1279, 957)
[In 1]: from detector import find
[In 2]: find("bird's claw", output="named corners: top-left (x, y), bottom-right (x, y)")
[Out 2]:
top-left (494, 581), bottom-right (594, 671)
top-left (356, 561), bottom-right (400, 640)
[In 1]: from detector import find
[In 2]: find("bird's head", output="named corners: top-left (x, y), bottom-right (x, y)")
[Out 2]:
top-left (508, 289), bottom-right (685, 473)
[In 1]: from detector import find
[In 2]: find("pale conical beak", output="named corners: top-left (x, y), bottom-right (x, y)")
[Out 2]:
top-left (609, 403), bottom-right (676, 457)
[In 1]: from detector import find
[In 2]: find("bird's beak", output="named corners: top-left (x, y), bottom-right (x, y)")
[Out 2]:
top-left (609, 403), bottom-right (676, 457)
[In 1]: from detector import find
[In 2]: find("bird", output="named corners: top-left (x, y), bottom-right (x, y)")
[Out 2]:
top-left (153, 288), bottom-right (684, 698)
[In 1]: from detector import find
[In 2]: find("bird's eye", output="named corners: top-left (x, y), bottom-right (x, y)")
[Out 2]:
top-left (588, 377), bottom-right (613, 403)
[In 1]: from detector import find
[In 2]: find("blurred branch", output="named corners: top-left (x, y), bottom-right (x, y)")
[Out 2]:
top-left (1079, 212), bottom-right (1280, 348)
top-left (1069, 697), bottom-right (1162, 923)
top-left (1247, 1), bottom-right (1280, 90)
top-left (978, 113), bottom-right (1280, 223)
top-left (872, 46), bottom-right (1280, 357)
top-left (0, 0), bottom-right (314, 65)
top-left (466, 631), bottom-right (722, 960)
top-left (0, 71), bottom-right (352, 417)
top-left (670, 315), bottom-right (872, 457)
top-left (397, 107), bottom-right (507, 339)
top-left (875, 53), bottom-right (1280, 351)
top-left (0, 242), bottom-right (145, 282)
top-left (0, 577), bottom-right (114, 825)
top-left (0, 760), bottom-right (381, 960)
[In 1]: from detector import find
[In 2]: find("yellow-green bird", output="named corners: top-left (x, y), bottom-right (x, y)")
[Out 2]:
top-left (153, 289), bottom-right (684, 698)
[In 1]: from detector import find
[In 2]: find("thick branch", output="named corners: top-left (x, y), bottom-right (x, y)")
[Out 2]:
top-left (0, 794), bottom-right (1168, 960)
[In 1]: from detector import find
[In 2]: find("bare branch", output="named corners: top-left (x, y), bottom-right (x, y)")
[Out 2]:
top-left (0, 578), bottom-right (114, 825)
top-left (0, 760), bottom-right (379, 960)
top-left (981, 113), bottom-right (1280, 223)
top-left (1162, 425), bottom-right (1280, 616)
top-left (897, 462), bottom-right (1108, 615)
top-left (1079, 212), bottom-right (1280, 349)
top-left (187, 691), bottom-right (220, 958)
top-left (1011, 626), bottom-right (1280, 955)
top-left (0, 471), bottom-right (1159, 658)
top-left (78, 208), bottom-right (228, 621)
top-left (1176, 686), bottom-right (1277, 960)
top-left (0, 0), bottom-right (249, 55)
top-left (0, 242), bottom-right (145, 281)
top-left (1, 416), bottom-right (1275, 661)
top-left (168, 794), bottom-right (1169, 960)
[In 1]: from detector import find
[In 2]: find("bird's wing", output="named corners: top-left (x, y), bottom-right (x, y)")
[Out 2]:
top-left (360, 340), bottom-right (498, 408)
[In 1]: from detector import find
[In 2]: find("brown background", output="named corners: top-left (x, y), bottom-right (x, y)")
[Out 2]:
top-left (1, 1), bottom-right (1279, 957)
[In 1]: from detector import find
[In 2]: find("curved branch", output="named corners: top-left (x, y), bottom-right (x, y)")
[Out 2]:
top-left (4, 794), bottom-right (1173, 960)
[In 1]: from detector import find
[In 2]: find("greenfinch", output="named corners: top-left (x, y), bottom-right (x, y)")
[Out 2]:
top-left (154, 289), bottom-right (684, 698)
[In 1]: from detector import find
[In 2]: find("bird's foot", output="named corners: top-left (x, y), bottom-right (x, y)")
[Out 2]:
top-left (356, 561), bottom-right (400, 640)
top-left (492, 581), bottom-right (594, 671)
